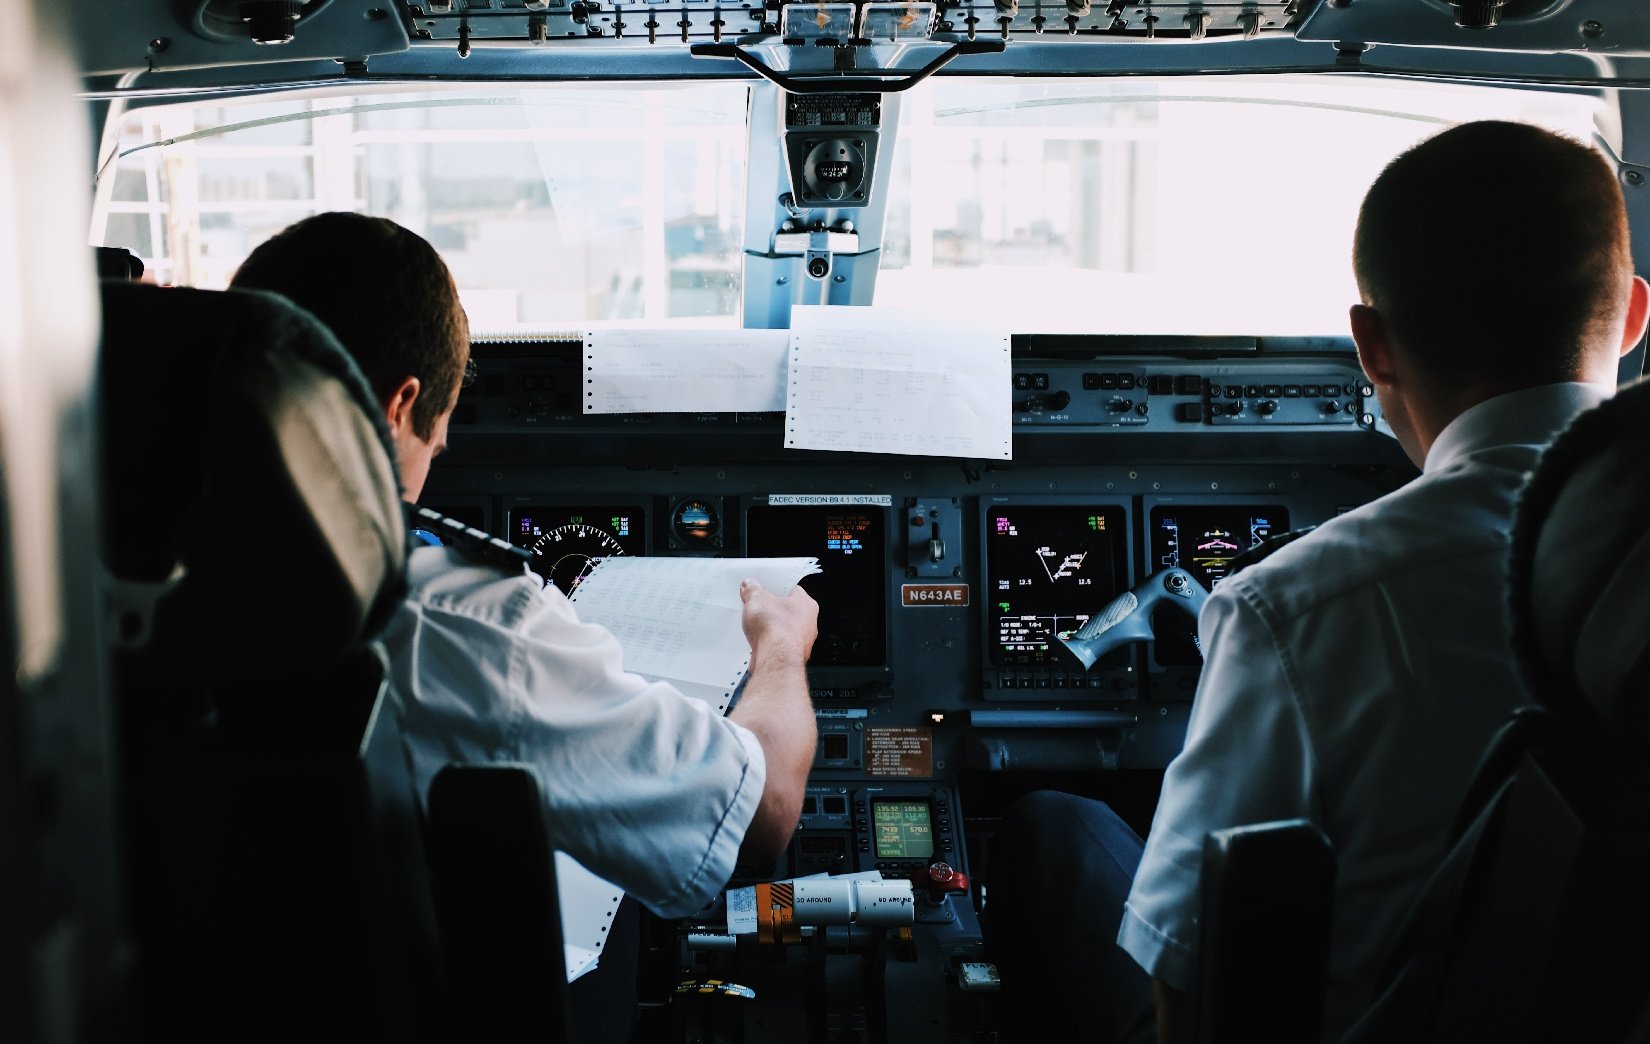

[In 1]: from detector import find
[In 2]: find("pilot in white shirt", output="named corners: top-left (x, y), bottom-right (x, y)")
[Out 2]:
top-left (988, 121), bottom-right (1650, 1044)
top-left (1120, 381), bottom-right (1612, 1038)
top-left (229, 211), bottom-right (820, 925)
top-left (385, 544), bottom-right (768, 917)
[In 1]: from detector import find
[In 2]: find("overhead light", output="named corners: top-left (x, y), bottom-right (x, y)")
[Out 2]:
top-left (781, 3), bottom-right (858, 41)
top-left (859, 2), bottom-right (938, 41)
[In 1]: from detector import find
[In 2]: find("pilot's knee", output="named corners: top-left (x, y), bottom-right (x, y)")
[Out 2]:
top-left (1002, 789), bottom-right (1106, 846)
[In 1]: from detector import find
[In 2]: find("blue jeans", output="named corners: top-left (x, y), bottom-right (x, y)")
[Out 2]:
top-left (985, 791), bottom-right (1157, 1044)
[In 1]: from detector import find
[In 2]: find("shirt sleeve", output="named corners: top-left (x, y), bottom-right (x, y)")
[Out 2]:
top-left (400, 567), bottom-right (767, 919)
top-left (1117, 575), bottom-right (1318, 991)
top-left (509, 589), bottom-right (768, 918)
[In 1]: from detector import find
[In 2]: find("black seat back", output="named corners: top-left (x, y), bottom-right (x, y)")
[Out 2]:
top-left (1344, 377), bottom-right (1650, 1043)
top-left (98, 281), bottom-right (450, 1040)
top-left (99, 282), bottom-right (406, 709)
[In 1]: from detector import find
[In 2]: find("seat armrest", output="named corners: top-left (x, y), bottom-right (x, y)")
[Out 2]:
top-left (427, 764), bottom-right (573, 1041)
top-left (1191, 819), bottom-right (1335, 1044)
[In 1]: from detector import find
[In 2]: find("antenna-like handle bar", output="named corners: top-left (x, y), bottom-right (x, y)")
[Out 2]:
top-left (1060, 568), bottom-right (1208, 671)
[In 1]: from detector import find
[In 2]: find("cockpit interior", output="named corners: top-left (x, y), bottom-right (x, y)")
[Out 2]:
top-left (6, 0), bottom-right (1650, 1041)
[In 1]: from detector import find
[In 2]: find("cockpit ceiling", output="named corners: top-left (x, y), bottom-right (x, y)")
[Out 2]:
top-left (70, 0), bottom-right (1650, 86)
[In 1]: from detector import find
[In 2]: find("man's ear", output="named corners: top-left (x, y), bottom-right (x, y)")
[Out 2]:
top-left (383, 375), bottom-right (423, 437)
top-left (1619, 274), bottom-right (1650, 358)
top-left (1350, 304), bottom-right (1397, 387)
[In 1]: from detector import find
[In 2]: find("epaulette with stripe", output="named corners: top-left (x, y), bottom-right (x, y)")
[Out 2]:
top-left (405, 503), bottom-right (535, 574)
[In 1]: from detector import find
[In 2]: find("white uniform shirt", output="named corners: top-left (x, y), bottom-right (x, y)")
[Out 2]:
top-left (383, 545), bottom-right (767, 919)
top-left (1118, 382), bottom-right (1611, 1039)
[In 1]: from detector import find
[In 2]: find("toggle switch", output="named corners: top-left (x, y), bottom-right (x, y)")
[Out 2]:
top-left (907, 500), bottom-right (963, 578)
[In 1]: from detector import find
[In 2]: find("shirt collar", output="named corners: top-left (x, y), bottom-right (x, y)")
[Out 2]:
top-left (1424, 381), bottom-right (1614, 474)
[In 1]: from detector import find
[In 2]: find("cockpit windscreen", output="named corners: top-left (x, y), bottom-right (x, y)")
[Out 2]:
top-left (746, 502), bottom-right (887, 667)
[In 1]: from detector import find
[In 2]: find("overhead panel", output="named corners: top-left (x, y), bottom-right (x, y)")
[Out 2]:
top-left (400, 0), bottom-right (1309, 46)
top-left (1297, 0), bottom-right (1650, 56)
top-left (72, 0), bottom-right (412, 75)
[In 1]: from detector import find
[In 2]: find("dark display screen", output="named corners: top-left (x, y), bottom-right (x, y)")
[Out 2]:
top-left (747, 503), bottom-right (886, 667)
top-left (872, 800), bottom-right (934, 860)
top-left (1148, 504), bottom-right (1288, 665)
top-left (985, 504), bottom-right (1128, 668)
top-left (509, 505), bottom-right (646, 594)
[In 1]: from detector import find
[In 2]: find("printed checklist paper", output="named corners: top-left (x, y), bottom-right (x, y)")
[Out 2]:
top-left (553, 555), bottom-right (821, 980)
top-left (584, 329), bottom-right (789, 414)
top-left (785, 305), bottom-right (1012, 460)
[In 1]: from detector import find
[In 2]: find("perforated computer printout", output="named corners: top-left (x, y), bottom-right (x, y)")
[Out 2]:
top-left (552, 555), bottom-right (821, 980)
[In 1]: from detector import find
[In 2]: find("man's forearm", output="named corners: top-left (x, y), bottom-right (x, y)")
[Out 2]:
top-left (1154, 977), bottom-right (1185, 1044)
top-left (730, 645), bottom-right (816, 860)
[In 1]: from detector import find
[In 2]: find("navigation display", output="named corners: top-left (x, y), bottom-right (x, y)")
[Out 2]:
top-left (747, 502), bottom-right (887, 667)
top-left (985, 503), bottom-right (1129, 668)
top-left (1149, 503), bottom-right (1288, 665)
top-left (872, 800), bottom-right (934, 861)
top-left (509, 504), bottom-right (646, 594)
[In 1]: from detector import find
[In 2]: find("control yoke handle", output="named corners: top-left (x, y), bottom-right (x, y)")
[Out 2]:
top-left (1060, 568), bottom-right (1208, 671)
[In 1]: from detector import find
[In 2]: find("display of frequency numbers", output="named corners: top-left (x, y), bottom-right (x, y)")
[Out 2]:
top-left (872, 800), bottom-right (935, 860)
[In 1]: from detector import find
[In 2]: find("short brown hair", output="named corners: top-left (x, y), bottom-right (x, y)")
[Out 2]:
top-left (1353, 120), bottom-right (1631, 387)
top-left (231, 212), bottom-right (469, 439)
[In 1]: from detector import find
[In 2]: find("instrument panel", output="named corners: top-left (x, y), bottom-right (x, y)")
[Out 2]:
top-left (427, 341), bottom-right (1412, 793)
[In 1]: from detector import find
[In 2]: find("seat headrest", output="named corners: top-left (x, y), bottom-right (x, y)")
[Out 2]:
top-left (99, 282), bottom-right (406, 690)
top-left (95, 246), bottom-right (144, 281)
top-left (1508, 377), bottom-right (1650, 725)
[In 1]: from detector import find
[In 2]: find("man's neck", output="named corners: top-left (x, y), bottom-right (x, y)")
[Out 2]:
top-left (1410, 372), bottom-right (1603, 464)
top-left (1407, 381), bottom-right (1507, 464)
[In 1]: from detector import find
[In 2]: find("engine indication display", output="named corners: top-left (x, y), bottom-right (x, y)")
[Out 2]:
top-left (1148, 503), bottom-right (1288, 666)
top-left (509, 505), bottom-right (646, 594)
top-left (747, 502), bottom-right (886, 667)
top-left (984, 503), bottom-right (1128, 668)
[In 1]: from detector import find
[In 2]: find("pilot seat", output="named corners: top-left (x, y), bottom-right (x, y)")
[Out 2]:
top-left (98, 281), bottom-right (570, 1042)
top-left (1341, 375), bottom-right (1650, 1043)
top-left (1195, 377), bottom-right (1650, 1044)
